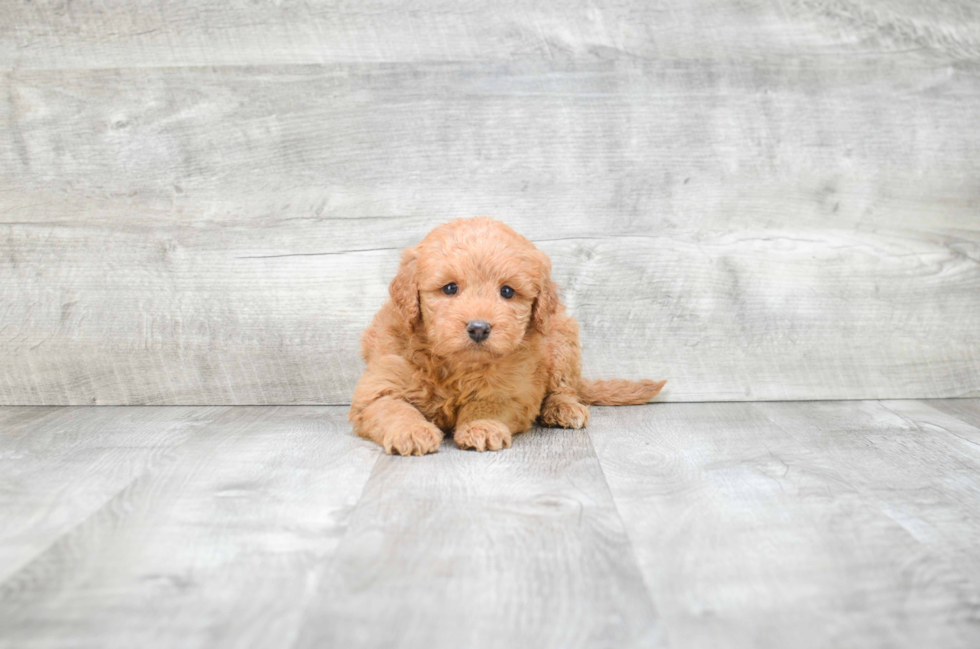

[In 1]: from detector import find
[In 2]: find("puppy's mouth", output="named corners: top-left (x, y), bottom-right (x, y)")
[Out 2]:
top-left (464, 339), bottom-right (496, 353)
top-left (457, 336), bottom-right (508, 359)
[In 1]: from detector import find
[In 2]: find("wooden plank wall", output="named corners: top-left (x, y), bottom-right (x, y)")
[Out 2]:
top-left (1, 1), bottom-right (979, 405)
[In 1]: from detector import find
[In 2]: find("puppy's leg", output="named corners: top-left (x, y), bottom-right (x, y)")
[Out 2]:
top-left (355, 396), bottom-right (444, 456)
top-left (539, 313), bottom-right (590, 429)
top-left (454, 401), bottom-right (534, 452)
top-left (454, 419), bottom-right (510, 452)
top-left (349, 357), bottom-right (443, 456)
top-left (539, 393), bottom-right (590, 429)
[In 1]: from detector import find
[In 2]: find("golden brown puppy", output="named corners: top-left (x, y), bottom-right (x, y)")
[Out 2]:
top-left (349, 217), bottom-right (666, 455)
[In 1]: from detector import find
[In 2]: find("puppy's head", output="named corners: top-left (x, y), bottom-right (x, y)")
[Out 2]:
top-left (388, 217), bottom-right (558, 358)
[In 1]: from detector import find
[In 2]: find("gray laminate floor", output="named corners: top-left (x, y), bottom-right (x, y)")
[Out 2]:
top-left (2, 400), bottom-right (979, 649)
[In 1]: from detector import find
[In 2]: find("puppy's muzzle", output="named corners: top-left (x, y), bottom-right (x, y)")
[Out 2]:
top-left (466, 320), bottom-right (491, 343)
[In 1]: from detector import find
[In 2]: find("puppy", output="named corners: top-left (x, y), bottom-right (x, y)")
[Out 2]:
top-left (349, 217), bottom-right (666, 455)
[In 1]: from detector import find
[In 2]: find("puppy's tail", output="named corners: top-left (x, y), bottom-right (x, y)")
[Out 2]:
top-left (577, 379), bottom-right (666, 406)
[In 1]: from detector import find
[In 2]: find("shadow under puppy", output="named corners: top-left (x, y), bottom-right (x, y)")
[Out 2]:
top-left (350, 217), bottom-right (666, 455)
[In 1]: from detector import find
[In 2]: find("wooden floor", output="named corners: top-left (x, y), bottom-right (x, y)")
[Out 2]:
top-left (2, 399), bottom-right (980, 648)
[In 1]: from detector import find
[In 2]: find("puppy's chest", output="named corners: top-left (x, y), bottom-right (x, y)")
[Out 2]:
top-left (409, 360), bottom-right (541, 429)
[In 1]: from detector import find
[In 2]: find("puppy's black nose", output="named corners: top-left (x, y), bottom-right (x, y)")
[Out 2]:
top-left (466, 320), bottom-right (491, 343)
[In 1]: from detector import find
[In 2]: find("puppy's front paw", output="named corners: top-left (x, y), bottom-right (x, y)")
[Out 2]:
top-left (540, 395), bottom-right (590, 429)
top-left (382, 421), bottom-right (444, 456)
top-left (454, 419), bottom-right (512, 452)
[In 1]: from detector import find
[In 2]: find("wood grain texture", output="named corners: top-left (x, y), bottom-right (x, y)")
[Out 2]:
top-left (3, 401), bottom-right (980, 647)
top-left (925, 398), bottom-right (980, 431)
top-left (880, 398), bottom-right (980, 447)
top-left (3, 0), bottom-right (978, 70)
top-left (295, 426), bottom-right (661, 649)
top-left (3, 54), bottom-right (979, 404)
top-left (590, 401), bottom-right (980, 649)
top-left (757, 400), bottom-right (980, 593)
top-left (0, 406), bottom-right (224, 582)
top-left (0, 406), bottom-right (381, 649)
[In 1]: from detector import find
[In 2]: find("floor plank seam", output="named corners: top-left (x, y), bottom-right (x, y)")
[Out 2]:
top-left (582, 423), bottom-right (669, 645)
top-left (283, 442), bottom-right (384, 649)
top-left (878, 400), bottom-right (980, 450)
top-left (0, 467), bottom-right (154, 606)
top-left (0, 406), bottom-right (227, 593)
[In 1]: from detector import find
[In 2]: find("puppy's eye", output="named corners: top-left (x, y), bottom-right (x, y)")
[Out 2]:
top-left (442, 283), bottom-right (458, 296)
top-left (500, 285), bottom-right (515, 299)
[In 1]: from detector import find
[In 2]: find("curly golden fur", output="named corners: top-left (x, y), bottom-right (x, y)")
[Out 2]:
top-left (349, 217), bottom-right (666, 455)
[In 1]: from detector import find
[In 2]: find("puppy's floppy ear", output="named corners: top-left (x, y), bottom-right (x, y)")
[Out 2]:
top-left (531, 251), bottom-right (559, 334)
top-left (389, 246), bottom-right (421, 326)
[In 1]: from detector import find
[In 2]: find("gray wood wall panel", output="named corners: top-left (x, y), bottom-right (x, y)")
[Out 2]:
top-left (5, 1), bottom-right (978, 69)
top-left (2, 2), bottom-right (979, 404)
